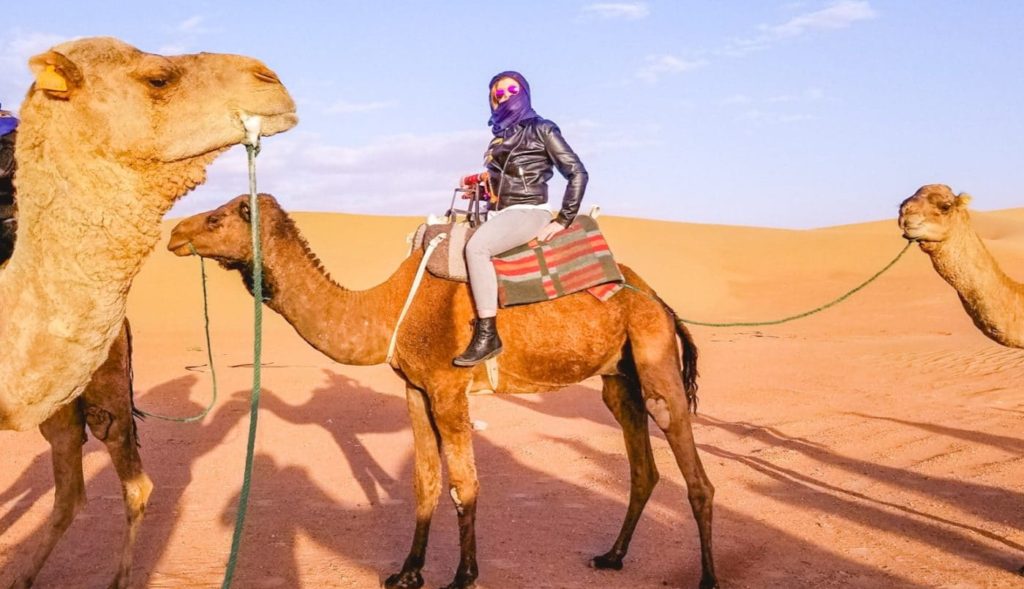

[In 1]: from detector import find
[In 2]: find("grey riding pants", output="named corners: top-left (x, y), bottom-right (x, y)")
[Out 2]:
top-left (465, 208), bottom-right (552, 317)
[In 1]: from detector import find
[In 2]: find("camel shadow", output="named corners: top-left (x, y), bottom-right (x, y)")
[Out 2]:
top-left (256, 371), bottom-right (409, 506)
top-left (496, 388), bottom-right (1024, 585)
top-left (847, 411), bottom-right (1024, 455)
top-left (0, 375), bottom-right (253, 588)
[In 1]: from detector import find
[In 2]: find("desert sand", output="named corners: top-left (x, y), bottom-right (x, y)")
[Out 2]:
top-left (1, 205), bottom-right (1022, 588)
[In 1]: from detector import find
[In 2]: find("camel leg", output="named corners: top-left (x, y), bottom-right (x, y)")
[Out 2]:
top-left (8, 402), bottom-right (87, 589)
top-left (433, 392), bottom-right (480, 589)
top-left (81, 323), bottom-right (152, 589)
top-left (631, 325), bottom-right (717, 589)
top-left (591, 374), bottom-right (660, 571)
top-left (385, 385), bottom-right (443, 589)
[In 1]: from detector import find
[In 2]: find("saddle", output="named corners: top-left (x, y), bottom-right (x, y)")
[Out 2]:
top-left (411, 215), bottom-right (624, 307)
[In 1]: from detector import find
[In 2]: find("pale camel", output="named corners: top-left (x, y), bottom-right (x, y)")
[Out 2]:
top-left (167, 194), bottom-right (719, 589)
top-left (2, 194), bottom-right (148, 589)
top-left (899, 184), bottom-right (1024, 348)
top-left (0, 37), bottom-right (297, 431)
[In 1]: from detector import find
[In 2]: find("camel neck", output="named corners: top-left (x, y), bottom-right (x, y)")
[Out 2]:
top-left (929, 223), bottom-right (1024, 347)
top-left (256, 213), bottom-right (414, 365)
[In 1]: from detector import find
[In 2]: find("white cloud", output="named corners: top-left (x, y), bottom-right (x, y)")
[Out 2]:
top-left (325, 99), bottom-right (400, 115)
top-left (767, 0), bottom-right (877, 38)
top-left (723, 1), bottom-right (877, 56)
top-left (636, 54), bottom-right (707, 83)
top-left (177, 15), bottom-right (205, 33)
top-left (582, 2), bottom-right (650, 20)
top-left (171, 120), bottom-right (650, 218)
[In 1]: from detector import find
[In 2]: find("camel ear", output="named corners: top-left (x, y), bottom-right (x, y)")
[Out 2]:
top-left (956, 192), bottom-right (973, 208)
top-left (239, 200), bottom-right (251, 223)
top-left (28, 51), bottom-right (84, 100)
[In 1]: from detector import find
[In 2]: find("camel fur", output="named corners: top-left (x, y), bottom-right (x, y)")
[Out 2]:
top-left (0, 37), bottom-right (297, 431)
top-left (168, 194), bottom-right (718, 589)
top-left (899, 184), bottom-right (1024, 348)
top-left (7, 322), bottom-right (151, 589)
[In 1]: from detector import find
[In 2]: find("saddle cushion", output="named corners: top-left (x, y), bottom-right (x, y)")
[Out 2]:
top-left (413, 215), bottom-right (624, 307)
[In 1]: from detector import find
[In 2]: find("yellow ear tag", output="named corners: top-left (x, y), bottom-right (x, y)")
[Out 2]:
top-left (37, 64), bottom-right (69, 92)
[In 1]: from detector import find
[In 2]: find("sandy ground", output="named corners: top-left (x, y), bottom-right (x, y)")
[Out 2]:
top-left (2, 205), bottom-right (1023, 588)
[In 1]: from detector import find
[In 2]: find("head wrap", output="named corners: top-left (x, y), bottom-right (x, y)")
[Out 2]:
top-left (487, 71), bottom-right (538, 136)
top-left (0, 102), bottom-right (18, 137)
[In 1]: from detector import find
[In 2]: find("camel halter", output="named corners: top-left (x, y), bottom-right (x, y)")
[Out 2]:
top-left (387, 232), bottom-right (448, 364)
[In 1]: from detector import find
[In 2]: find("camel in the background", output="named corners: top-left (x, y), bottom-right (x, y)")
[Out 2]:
top-left (168, 194), bottom-right (718, 589)
top-left (6, 324), bottom-right (148, 589)
top-left (0, 37), bottom-right (297, 431)
top-left (899, 184), bottom-right (1024, 348)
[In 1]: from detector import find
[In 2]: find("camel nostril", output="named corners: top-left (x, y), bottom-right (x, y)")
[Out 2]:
top-left (253, 67), bottom-right (280, 84)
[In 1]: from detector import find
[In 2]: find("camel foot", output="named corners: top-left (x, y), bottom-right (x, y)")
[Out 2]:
top-left (384, 570), bottom-right (424, 589)
top-left (589, 552), bottom-right (624, 570)
top-left (699, 574), bottom-right (720, 589)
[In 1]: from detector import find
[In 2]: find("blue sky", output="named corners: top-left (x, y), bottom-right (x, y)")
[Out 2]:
top-left (2, 1), bottom-right (1022, 228)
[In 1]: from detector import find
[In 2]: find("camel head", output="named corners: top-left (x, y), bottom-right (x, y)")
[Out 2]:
top-left (19, 37), bottom-right (298, 209)
top-left (168, 193), bottom-right (277, 265)
top-left (898, 184), bottom-right (973, 252)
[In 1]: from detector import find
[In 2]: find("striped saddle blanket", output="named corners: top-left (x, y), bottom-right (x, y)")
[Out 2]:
top-left (412, 215), bottom-right (624, 307)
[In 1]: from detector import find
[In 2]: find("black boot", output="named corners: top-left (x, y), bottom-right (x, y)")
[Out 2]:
top-left (453, 317), bottom-right (503, 367)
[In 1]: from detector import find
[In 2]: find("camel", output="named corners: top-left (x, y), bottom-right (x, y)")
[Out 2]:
top-left (0, 37), bottom-right (297, 431)
top-left (167, 194), bottom-right (719, 589)
top-left (899, 184), bottom-right (1024, 348)
top-left (4, 323), bottom-right (149, 589)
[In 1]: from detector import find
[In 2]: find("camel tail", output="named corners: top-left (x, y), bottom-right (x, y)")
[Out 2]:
top-left (655, 299), bottom-right (700, 413)
top-left (674, 315), bottom-right (700, 413)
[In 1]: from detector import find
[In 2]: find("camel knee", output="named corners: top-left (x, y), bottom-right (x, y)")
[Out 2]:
top-left (124, 473), bottom-right (154, 521)
top-left (448, 480), bottom-right (479, 516)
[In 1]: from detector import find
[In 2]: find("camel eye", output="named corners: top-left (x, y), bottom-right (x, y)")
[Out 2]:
top-left (206, 214), bottom-right (222, 228)
top-left (938, 201), bottom-right (953, 212)
top-left (148, 78), bottom-right (168, 88)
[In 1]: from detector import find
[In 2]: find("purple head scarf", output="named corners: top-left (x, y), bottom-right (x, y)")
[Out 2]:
top-left (0, 102), bottom-right (17, 137)
top-left (487, 71), bottom-right (539, 136)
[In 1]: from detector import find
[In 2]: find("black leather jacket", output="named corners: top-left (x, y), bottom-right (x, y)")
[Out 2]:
top-left (485, 117), bottom-right (587, 227)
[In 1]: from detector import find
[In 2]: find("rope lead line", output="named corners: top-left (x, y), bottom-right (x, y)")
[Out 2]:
top-left (221, 142), bottom-right (264, 589)
top-left (133, 243), bottom-right (218, 422)
top-left (660, 240), bottom-right (914, 328)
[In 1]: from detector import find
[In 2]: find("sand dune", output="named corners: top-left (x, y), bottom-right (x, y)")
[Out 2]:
top-left (2, 206), bottom-right (1022, 588)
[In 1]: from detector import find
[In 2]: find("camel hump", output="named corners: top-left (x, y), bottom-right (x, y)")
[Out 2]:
top-left (412, 215), bottom-right (624, 306)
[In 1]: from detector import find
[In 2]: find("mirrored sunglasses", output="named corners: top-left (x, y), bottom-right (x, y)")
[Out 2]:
top-left (494, 85), bottom-right (520, 99)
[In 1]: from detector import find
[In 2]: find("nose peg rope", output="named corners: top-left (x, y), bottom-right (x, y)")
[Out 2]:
top-left (666, 240), bottom-right (915, 328)
top-left (132, 242), bottom-right (218, 423)
top-left (221, 133), bottom-right (265, 588)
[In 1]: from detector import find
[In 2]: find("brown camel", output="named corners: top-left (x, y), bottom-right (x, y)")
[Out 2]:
top-left (0, 37), bottom-right (296, 431)
top-left (899, 184), bottom-right (1024, 348)
top-left (167, 194), bottom-right (718, 589)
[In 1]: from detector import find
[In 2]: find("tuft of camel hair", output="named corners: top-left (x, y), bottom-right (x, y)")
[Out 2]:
top-left (0, 37), bottom-right (297, 431)
top-left (899, 184), bottom-right (1024, 348)
top-left (168, 194), bottom-right (719, 589)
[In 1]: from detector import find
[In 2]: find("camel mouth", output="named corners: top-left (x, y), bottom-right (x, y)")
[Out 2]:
top-left (166, 237), bottom-right (194, 256)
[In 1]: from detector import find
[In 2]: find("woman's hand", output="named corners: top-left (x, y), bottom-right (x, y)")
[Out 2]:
top-left (536, 221), bottom-right (565, 242)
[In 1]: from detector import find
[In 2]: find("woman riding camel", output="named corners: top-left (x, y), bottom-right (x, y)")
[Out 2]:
top-left (454, 71), bottom-right (589, 367)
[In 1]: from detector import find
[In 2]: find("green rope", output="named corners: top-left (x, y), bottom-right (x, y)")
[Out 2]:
top-left (651, 240), bottom-right (915, 328)
top-left (221, 142), bottom-right (264, 589)
top-left (134, 243), bottom-right (218, 423)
